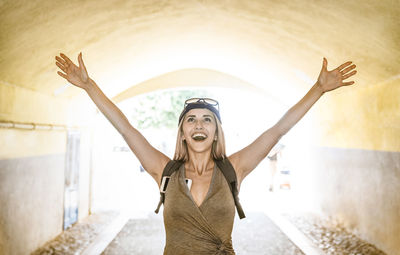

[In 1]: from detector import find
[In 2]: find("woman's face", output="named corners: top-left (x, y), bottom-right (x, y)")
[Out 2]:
top-left (182, 108), bottom-right (217, 154)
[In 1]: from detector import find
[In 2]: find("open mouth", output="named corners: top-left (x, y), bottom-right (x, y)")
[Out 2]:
top-left (192, 133), bottom-right (207, 141)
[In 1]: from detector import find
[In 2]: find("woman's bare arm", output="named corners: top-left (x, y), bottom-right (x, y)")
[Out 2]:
top-left (55, 52), bottom-right (169, 185)
top-left (229, 58), bottom-right (357, 184)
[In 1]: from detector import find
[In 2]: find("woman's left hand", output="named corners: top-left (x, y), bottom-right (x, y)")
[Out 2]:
top-left (317, 58), bottom-right (357, 93)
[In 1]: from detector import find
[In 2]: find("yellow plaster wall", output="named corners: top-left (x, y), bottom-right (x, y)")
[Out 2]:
top-left (0, 82), bottom-right (94, 128)
top-left (313, 79), bottom-right (400, 152)
top-left (1, 81), bottom-right (95, 160)
top-left (0, 128), bottom-right (66, 160)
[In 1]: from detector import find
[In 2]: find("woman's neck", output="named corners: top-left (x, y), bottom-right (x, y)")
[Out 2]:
top-left (186, 150), bottom-right (214, 176)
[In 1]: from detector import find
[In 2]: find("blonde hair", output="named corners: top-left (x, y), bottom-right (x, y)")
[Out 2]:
top-left (173, 112), bottom-right (226, 161)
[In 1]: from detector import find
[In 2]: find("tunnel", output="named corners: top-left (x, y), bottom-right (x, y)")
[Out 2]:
top-left (1, 0), bottom-right (399, 254)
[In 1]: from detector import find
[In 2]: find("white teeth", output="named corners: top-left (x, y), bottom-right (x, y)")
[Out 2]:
top-left (192, 133), bottom-right (207, 140)
top-left (193, 133), bottom-right (206, 138)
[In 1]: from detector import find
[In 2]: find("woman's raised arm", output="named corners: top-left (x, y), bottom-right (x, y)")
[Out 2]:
top-left (229, 58), bottom-right (357, 185)
top-left (55, 53), bottom-right (170, 186)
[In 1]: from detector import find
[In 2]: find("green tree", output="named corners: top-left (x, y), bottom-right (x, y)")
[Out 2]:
top-left (129, 89), bottom-right (213, 129)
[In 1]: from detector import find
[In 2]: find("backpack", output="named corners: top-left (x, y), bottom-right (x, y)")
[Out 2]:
top-left (155, 158), bottom-right (246, 219)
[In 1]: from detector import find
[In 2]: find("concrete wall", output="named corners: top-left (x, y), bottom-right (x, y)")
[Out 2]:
top-left (298, 147), bottom-right (400, 255)
top-left (0, 127), bottom-right (92, 255)
top-left (0, 129), bottom-right (65, 255)
top-left (291, 77), bottom-right (400, 255)
top-left (0, 82), bottom-right (93, 254)
top-left (0, 153), bottom-right (64, 254)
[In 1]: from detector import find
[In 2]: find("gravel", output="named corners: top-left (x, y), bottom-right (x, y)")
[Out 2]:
top-left (283, 212), bottom-right (387, 255)
top-left (32, 211), bottom-right (118, 255)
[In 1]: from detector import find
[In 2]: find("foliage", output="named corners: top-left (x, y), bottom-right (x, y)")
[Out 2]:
top-left (128, 89), bottom-right (213, 129)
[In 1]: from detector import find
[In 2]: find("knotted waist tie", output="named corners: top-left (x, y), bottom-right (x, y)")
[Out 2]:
top-left (215, 239), bottom-right (235, 255)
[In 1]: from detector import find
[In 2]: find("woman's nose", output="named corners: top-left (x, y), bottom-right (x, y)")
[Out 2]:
top-left (195, 120), bottom-right (203, 129)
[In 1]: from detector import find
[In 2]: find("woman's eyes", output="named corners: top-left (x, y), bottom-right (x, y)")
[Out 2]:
top-left (186, 117), bottom-right (212, 123)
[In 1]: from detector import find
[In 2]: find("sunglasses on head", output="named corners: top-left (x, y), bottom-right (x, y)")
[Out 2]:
top-left (179, 98), bottom-right (221, 124)
top-left (184, 98), bottom-right (219, 111)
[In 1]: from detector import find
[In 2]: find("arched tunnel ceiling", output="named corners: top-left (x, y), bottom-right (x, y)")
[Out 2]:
top-left (0, 0), bottom-right (399, 100)
top-left (112, 68), bottom-right (275, 103)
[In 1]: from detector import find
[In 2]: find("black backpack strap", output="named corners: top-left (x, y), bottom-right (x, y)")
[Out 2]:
top-left (215, 158), bottom-right (246, 219)
top-left (155, 160), bottom-right (183, 214)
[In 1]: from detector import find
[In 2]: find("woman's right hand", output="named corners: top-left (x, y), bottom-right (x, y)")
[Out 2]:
top-left (55, 52), bottom-right (91, 90)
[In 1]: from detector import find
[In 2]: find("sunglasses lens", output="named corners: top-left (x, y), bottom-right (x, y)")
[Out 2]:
top-left (203, 99), bottom-right (218, 106)
top-left (185, 98), bottom-right (218, 105)
top-left (185, 98), bottom-right (200, 104)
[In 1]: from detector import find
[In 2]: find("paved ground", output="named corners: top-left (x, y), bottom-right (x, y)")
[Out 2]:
top-left (32, 210), bottom-right (387, 255)
top-left (102, 212), bottom-right (304, 255)
top-left (31, 184), bottom-right (387, 255)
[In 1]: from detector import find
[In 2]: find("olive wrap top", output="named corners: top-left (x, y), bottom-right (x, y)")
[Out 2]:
top-left (163, 164), bottom-right (236, 255)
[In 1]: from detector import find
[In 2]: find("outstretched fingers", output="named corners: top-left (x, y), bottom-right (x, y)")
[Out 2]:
top-left (60, 53), bottom-right (74, 66)
top-left (342, 81), bottom-right (355, 86)
top-left (55, 54), bottom-right (74, 80)
top-left (342, 70), bottom-right (357, 80)
top-left (55, 61), bottom-right (66, 73)
top-left (341, 69), bottom-right (357, 86)
top-left (336, 61), bottom-right (353, 72)
top-left (341, 64), bottom-right (356, 75)
top-left (55, 56), bottom-right (66, 65)
top-left (337, 61), bottom-right (357, 86)
top-left (78, 52), bottom-right (88, 73)
top-left (322, 57), bottom-right (328, 71)
top-left (57, 71), bottom-right (67, 79)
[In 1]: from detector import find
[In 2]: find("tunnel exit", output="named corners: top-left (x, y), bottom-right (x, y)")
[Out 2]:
top-left (89, 85), bottom-right (294, 216)
top-left (1, 0), bottom-right (399, 254)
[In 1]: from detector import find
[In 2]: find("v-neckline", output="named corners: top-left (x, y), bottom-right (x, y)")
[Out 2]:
top-left (182, 163), bottom-right (217, 208)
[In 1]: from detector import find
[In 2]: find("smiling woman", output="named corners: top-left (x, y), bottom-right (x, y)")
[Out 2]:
top-left (55, 52), bottom-right (356, 254)
top-left (174, 103), bottom-right (226, 162)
